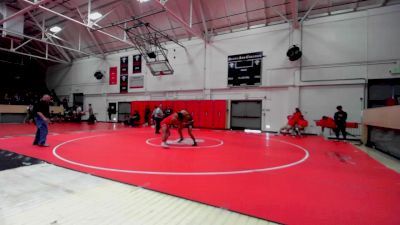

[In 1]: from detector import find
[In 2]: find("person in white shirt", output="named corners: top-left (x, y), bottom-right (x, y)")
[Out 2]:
top-left (153, 104), bottom-right (164, 134)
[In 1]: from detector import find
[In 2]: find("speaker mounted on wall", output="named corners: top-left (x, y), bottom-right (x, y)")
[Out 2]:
top-left (94, 71), bottom-right (104, 80)
top-left (286, 45), bottom-right (302, 61)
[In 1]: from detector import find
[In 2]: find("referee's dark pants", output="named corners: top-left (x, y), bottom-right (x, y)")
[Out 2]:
top-left (155, 117), bottom-right (162, 134)
top-left (334, 122), bottom-right (347, 140)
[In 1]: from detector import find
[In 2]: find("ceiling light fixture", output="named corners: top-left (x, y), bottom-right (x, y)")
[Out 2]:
top-left (138, 0), bottom-right (150, 3)
top-left (49, 26), bottom-right (62, 33)
top-left (89, 12), bottom-right (102, 20)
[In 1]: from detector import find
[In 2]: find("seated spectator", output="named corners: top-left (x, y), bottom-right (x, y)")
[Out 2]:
top-left (294, 116), bottom-right (309, 136)
top-left (124, 110), bottom-right (141, 127)
top-left (316, 116), bottom-right (337, 135)
top-left (279, 108), bottom-right (302, 135)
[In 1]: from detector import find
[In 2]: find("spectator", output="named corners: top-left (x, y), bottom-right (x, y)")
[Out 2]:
top-left (62, 97), bottom-right (68, 109)
top-left (87, 104), bottom-right (96, 124)
top-left (334, 105), bottom-right (347, 140)
top-left (32, 94), bottom-right (51, 147)
top-left (144, 106), bottom-right (151, 127)
top-left (152, 104), bottom-right (164, 134)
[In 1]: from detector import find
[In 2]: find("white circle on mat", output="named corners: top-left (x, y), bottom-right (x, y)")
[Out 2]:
top-left (52, 134), bottom-right (309, 176)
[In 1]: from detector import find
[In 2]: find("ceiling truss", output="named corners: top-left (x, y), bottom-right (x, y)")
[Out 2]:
top-left (0, 0), bottom-right (398, 66)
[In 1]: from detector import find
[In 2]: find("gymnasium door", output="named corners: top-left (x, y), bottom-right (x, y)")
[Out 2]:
top-left (118, 102), bottom-right (131, 122)
top-left (73, 93), bottom-right (84, 108)
top-left (230, 100), bottom-right (262, 130)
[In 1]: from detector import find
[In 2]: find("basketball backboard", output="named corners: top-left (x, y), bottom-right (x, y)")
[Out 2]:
top-left (147, 60), bottom-right (174, 76)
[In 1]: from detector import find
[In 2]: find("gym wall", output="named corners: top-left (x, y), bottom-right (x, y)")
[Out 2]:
top-left (46, 5), bottom-right (400, 131)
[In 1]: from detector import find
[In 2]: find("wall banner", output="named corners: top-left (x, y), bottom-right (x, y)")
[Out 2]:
top-left (120, 56), bottom-right (129, 75)
top-left (129, 75), bottom-right (144, 89)
top-left (120, 74), bottom-right (128, 93)
top-left (132, 54), bottom-right (142, 74)
top-left (109, 67), bottom-right (117, 85)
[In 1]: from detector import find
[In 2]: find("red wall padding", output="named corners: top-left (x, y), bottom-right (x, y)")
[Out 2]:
top-left (131, 100), bottom-right (227, 129)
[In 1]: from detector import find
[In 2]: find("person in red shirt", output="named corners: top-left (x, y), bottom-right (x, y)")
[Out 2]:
top-left (315, 116), bottom-right (337, 136)
top-left (280, 108), bottom-right (302, 134)
top-left (320, 116), bottom-right (336, 130)
top-left (161, 110), bottom-right (196, 148)
top-left (294, 116), bottom-right (308, 136)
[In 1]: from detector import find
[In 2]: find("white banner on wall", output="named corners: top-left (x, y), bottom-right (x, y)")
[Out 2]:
top-left (129, 75), bottom-right (144, 89)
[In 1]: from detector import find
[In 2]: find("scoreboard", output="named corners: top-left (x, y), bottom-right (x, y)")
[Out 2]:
top-left (228, 52), bottom-right (263, 87)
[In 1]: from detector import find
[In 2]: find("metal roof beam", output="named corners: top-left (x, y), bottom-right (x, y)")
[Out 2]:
top-left (300, 0), bottom-right (321, 24)
top-left (223, 0), bottom-right (233, 32)
top-left (0, 46), bottom-right (68, 64)
top-left (22, 44), bottom-right (68, 63)
top-left (0, 27), bottom-right (91, 56)
top-left (271, 6), bottom-right (290, 24)
top-left (174, 1), bottom-right (191, 39)
top-left (263, 0), bottom-right (269, 25)
top-left (152, 0), bottom-right (205, 42)
top-left (13, 38), bottom-right (33, 51)
top-left (27, 11), bottom-right (72, 62)
top-left (243, 0), bottom-right (250, 29)
top-left (0, 0), bottom-right (53, 25)
top-left (165, 14), bottom-right (179, 40)
top-left (197, 0), bottom-right (209, 41)
top-left (290, 0), bottom-right (299, 29)
top-left (22, 0), bottom-right (136, 50)
top-left (93, 9), bottom-right (165, 31)
top-left (76, 7), bottom-right (105, 56)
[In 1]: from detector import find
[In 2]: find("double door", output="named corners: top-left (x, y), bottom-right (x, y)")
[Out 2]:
top-left (231, 100), bottom-right (262, 130)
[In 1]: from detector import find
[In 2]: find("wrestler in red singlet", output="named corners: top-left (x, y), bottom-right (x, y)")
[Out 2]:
top-left (160, 110), bottom-right (197, 148)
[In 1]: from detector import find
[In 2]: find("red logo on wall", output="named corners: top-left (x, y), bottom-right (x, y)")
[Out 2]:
top-left (109, 67), bottom-right (117, 85)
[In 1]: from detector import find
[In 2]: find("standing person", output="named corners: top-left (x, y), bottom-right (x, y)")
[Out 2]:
top-left (107, 106), bottom-right (112, 121)
top-left (151, 106), bottom-right (157, 126)
top-left (334, 105), bottom-right (347, 140)
top-left (33, 94), bottom-right (51, 147)
top-left (144, 106), bottom-right (150, 127)
top-left (87, 104), bottom-right (96, 124)
top-left (62, 97), bottom-right (68, 110)
top-left (75, 105), bottom-right (83, 123)
top-left (153, 104), bottom-right (164, 134)
top-left (24, 103), bottom-right (34, 124)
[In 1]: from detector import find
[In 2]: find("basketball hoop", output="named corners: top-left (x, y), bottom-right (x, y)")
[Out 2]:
top-left (147, 61), bottom-right (174, 76)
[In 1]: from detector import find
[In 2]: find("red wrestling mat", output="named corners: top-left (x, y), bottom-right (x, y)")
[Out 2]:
top-left (1, 126), bottom-right (399, 225)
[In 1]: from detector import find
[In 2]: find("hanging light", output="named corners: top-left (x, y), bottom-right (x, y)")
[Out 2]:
top-left (89, 12), bottom-right (102, 20)
top-left (49, 26), bottom-right (62, 33)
